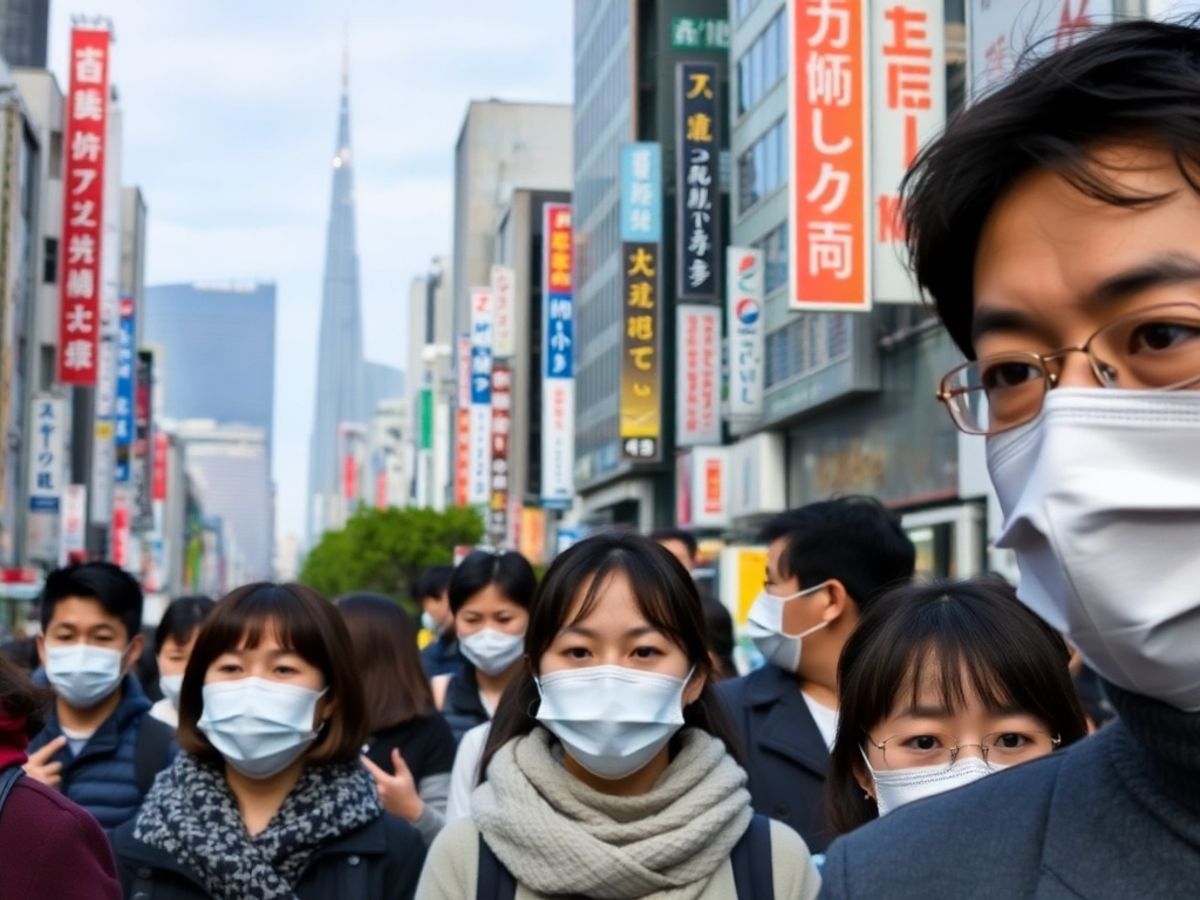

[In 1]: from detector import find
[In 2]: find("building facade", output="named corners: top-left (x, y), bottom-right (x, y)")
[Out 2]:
top-left (0, 0), bottom-right (48, 68)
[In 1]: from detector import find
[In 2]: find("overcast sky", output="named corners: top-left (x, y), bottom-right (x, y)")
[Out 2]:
top-left (47, 1), bottom-right (573, 548)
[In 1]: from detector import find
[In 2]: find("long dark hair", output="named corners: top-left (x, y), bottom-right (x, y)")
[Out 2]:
top-left (336, 592), bottom-right (435, 730)
top-left (478, 532), bottom-right (743, 780)
top-left (448, 550), bottom-right (537, 615)
top-left (827, 577), bottom-right (1089, 836)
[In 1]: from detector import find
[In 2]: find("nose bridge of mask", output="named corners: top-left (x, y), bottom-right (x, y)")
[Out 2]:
top-left (537, 664), bottom-right (690, 722)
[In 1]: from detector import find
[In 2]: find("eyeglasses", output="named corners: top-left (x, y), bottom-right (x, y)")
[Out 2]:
top-left (864, 729), bottom-right (1062, 772)
top-left (937, 301), bottom-right (1200, 435)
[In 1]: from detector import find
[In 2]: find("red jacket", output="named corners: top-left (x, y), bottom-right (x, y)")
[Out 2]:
top-left (0, 714), bottom-right (121, 900)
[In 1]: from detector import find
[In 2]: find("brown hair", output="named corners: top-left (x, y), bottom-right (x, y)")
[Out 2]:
top-left (0, 653), bottom-right (51, 739)
top-left (336, 592), bottom-right (435, 731)
top-left (177, 582), bottom-right (369, 765)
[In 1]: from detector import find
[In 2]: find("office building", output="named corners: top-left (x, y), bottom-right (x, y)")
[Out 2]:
top-left (0, 0), bottom-right (49, 68)
top-left (406, 255), bottom-right (452, 509)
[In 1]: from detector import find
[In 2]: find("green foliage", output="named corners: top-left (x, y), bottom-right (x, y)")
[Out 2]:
top-left (298, 505), bottom-right (484, 610)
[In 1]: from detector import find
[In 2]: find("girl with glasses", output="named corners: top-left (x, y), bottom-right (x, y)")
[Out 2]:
top-left (827, 577), bottom-right (1089, 836)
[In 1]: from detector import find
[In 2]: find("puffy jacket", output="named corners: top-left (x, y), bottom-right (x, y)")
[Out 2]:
top-left (110, 810), bottom-right (426, 899)
top-left (27, 675), bottom-right (175, 829)
top-left (442, 667), bottom-right (490, 744)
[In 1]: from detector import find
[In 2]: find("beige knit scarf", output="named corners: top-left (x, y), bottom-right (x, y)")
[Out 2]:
top-left (472, 726), bottom-right (753, 900)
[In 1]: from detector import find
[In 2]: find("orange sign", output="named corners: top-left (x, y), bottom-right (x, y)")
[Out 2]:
top-left (788, 0), bottom-right (870, 312)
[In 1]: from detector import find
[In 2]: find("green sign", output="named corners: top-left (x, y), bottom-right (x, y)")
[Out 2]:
top-left (671, 16), bottom-right (730, 50)
top-left (419, 388), bottom-right (433, 451)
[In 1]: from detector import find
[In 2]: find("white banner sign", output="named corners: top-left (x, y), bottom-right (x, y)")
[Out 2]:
top-left (62, 484), bottom-right (88, 564)
top-left (490, 264), bottom-right (516, 359)
top-left (468, 287), bottom-right (493, 505)
top-left (872, 0), bottom-right (946, 303)
top-left (726, 248), bottom-right (764, 420)
top-left (676, 305), bottom-right (721, 447)
top-left (27, 395), bottom-right (66, 561)
top-left (690, 446), bottom-right (730, 529)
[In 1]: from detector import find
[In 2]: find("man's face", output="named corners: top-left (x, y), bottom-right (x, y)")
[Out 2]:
top-left (37, 595), bottom-right (141, 672)
top-left (972, 143), bottom-right (1200, 380)
top-left (657, 538), bottom-right (695, 573)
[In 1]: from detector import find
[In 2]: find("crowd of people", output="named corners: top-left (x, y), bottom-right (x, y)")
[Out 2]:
top-left (1, 18), bottom-right (1199, 899)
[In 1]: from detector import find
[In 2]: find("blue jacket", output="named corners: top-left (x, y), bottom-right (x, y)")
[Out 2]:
top-left (717, 664), bottom-right (833, 852)
top-left (819, 685), bottom-right (1200, 899)
top-left (421, 634), bottom-right (465, 680)
top-left (442, 666), bottom-right (490, 744)
top-left (28, 674), bottom-right (176, 830)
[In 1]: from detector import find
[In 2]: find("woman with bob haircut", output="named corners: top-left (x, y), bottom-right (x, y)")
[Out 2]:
top-left (109, 583), bottom-right (425, 900)
top-left (418, 532), bottom-right (820, 899)
top-left (337, 592), bottom-right (457, 845)
top-left (827, 577), bottom-right (1089, 837)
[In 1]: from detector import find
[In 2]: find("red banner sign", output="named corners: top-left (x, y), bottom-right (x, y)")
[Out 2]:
top-left (57, 27), bottom-right (111, 385)
top-left (152, 432), bottom-right (168, 502)
top-left (489, 364), bottom-right (512, 540)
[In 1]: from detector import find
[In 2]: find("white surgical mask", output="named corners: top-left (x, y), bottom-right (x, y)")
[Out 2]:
top-left (45, 643), bottom-right (126, 709)
top-left (745, 582), bottom-right (831, 671)
top-left (862, 749), bottom-right (1000, 816)
top-left (197, 677), bottom-right (325, 779)
top-left (987, 388), bottom-right (1200, 711)
top-left (421, 611), bottom-right (441, 635)
top-left (535, 665), bottom-right (692, 780)
top-left (159, 674), bottom-right (184, 710)
top-left (459, 628), bottom-right (525, 675)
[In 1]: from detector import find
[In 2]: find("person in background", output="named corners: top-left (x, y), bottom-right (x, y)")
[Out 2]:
top-left (651, 527), bottom-right (737, 679)
top-left (432, 551), bottom-right (535, 741)
top-left (149, 596), bottom-right (216, 728)
top-left (109, 583), bottom-right (425, 899)
top-left (337, 593), bottom-right (458, 845)
top-left (717, 498), bottom-right (915, 854)
top-left (819, 20), bottom-right (1200, 898)
top-left (416, 565), bottom-right (463, 679)
top-left (23, 562), bottom-right (175, 829)
top-left (0, 653), bottom-right (122, 900)
top-left (827, 578), bottom-right (1088, 835)
top-left (418, 532), bottom-right (819, 899)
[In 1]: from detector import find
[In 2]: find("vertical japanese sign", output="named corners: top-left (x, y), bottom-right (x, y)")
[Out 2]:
top-left (454, 334), bottom-right (471, 507)
top-left (26, 396), bottom-right (65, 561)
top-left (57, 26), bottom-right (110, 385)
top-left (468, 288), bottom-right (493, 506)
top-left (788, 0), bottom-right (870, 312)
top-left (541, 202), bottom-right (575, 508)
top-left (676, 62), bottom-right (720, 301)
top-left (691, 446), bottom-right (730, 528)
top-left (619, 147), bottom-right (662, 462)
top-left (114, 298), bottom-right (135, 481)
top-left (726, 248), bottom-right (765, 420)
top-left (111, 487), bottom-right (130, 567)
top-left (970, 1), bottom-right (1114, 98)
top-left (490, 264), bottom-right (516, 359)
top-left (62, 484), bottom-right (88, 565)
top-left (872, 1), bottom-right (945, 303)
top-left (489, 363), bottom-right (512, 539)
top-left (132, 350), bottom-right (154, 529)
top-left (676, 305), bottom-right (722, 446)
top-left (152, 432), bottom-right (168, 502)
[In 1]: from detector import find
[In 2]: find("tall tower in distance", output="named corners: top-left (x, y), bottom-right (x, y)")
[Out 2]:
top-left (307, 38), bottom-right (367, 543)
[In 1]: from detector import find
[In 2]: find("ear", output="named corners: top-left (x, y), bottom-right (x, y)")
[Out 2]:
top-left (853, 756), bottom-right (876, 801)
top-left (317, 692), bottom-right (338, 726)
top-left (683, 668), bottom-right (708, 706)
top-left (123, 633), bottom-right (145, 671)
top-left (822, 579), bottom-right (855, 626)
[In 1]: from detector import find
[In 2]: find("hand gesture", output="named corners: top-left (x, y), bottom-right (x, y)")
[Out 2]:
top-left (23, 735), bottom-right (67, 789)
top-left (362, 748), bottom-right (424, 822)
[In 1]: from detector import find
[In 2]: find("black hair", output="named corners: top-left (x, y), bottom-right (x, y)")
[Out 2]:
top-left (0, 652), bottom-right (51, 739)
top-left (901, 18), bottom-right (1200, 358)
top-left (758, 496), bottom-right (915, 612)
top-left (479, 532), bottom-right (744, 780)
top-left (154, 595), bottom-right (216, 654)
top-left (648, 527), bottom-right (698, 559)
top-left (448, 551), bottom-right (536, 615)
top-left (40, 561), bottom-right (144, 643)
top-left (827, 577), bottom-right (1089, 836)
top-left (413, 565), bottom-right (454, 602)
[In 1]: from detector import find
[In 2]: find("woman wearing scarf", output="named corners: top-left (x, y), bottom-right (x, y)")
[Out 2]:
top-left (417, 533), bottom-right (820, 900)
top-left (0, 654), bottom-right (120, 900)
top-left (109, 583), bottom-right (425, 899)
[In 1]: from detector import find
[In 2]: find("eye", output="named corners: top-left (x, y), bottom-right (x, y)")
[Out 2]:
top-left (563, 646), bottom-right (590, 660)
top-left (901, 734), bottom-right (944, 752)
top-left (274, 665), bottom-right (299, 676)
top-left (216, 663), bottom-right (241, 674)
top-left (631, 646), bottom-right (664, 659)
top-left (980, 359), bottom-right (1042, 391)
top-left (1128, 320), bottom-right (1200, 353)
top-left (991, 732), bottom-right (1032, 750)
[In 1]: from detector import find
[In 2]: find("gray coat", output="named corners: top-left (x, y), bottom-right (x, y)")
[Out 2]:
top-left (820, 687), bottom-right (1200, 899)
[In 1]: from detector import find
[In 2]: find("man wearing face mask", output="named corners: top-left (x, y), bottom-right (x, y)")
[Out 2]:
top-left (819, 21), bottom-right (1200, 900)
top-left (717, 499), bottom-right (915, 853)
top-left (24, 562), bottom-right (176, 829)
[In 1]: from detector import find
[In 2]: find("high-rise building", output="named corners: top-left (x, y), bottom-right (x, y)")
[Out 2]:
top-left (406, 256), bottom-right (452, 509)
top-left (308, 53), bottom-right (367, 540)
top-left (143, 282), bottom-right (276, 441)
top-left (0, 0), bottom-right (49, 68)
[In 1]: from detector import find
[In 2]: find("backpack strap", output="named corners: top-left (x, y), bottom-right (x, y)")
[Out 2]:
top-left (134, 715), bottom-right (174, 797)
top-left (475, 833), bottom-right (517, 900)
top-left (0, 765), bottom-right (24, 820)
top-left (731, 814), bottom-right (774, 900)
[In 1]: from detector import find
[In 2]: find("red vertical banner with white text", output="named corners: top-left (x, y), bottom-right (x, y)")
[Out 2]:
top-left (57, 27), bottom-right (111, 385)
top-left (787, 0), bottom-right (870, 312)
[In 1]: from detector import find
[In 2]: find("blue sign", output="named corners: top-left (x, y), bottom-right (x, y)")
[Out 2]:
top-left (470, 345), bottom-right (492, 404)
top-left (620, 143), bottom-right (662, 243)
top-left (544, 294), bottom-right (574, 380)
top-left (114, 300), bottom-right (135, 482)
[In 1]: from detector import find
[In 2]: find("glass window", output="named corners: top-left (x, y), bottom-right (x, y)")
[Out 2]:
top-left (735, 11), bottom-right (787, 117)
top-left (763, 18), bottom-right (779, 90)
top-left (764, 122), bottom-right (779, 198)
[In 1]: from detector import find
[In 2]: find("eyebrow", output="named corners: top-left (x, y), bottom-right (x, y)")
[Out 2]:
top-left (971, 253), bottom-right (1200, 345)
top-left (562, 624), bottom-right (661, 639)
